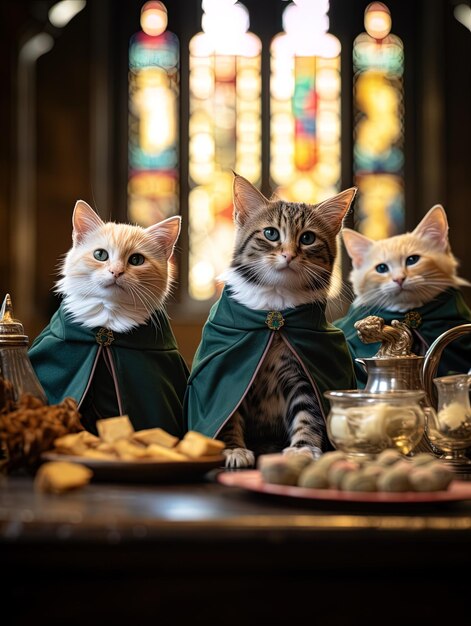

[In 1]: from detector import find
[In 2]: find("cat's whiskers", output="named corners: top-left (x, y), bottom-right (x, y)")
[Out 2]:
top-left (298, 264), bottom-right (332, 299)
top-left (125, 283), bottom-right (164, 337)
top-left (333, 277), bottom-right (355, 303)
top-left (64, 280), bottom-right (104, 299)
top-left (126, 281), bottom-right (161, 314)
top-left (355, 287), bottom-right (394, 310)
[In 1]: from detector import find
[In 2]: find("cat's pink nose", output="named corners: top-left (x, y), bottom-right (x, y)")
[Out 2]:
top-left (281, 252), bottom-right (295, 264)
top-left (393, 277), bottom-right (405, 286)
top-left (109, 267), bottom-right (124, 278)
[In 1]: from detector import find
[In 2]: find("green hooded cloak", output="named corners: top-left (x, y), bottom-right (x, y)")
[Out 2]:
top-left (334, 288), bottom-right (471, 387)
top-left (184, 288), bottom-right (356, 439)
top-left (28, 304), bottom-right (189, 436)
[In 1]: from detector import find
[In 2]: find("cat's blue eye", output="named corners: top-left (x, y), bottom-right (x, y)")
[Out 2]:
top-left (128, 253), bottom-right (145, 266)
top-left (375, 263), bottom-right (389, 274)
top-left (263, 227), bottom-right (280, 242)
top-left (93, 249), bottom-right (108, 262)
top-left (405, 255), bottom-right (420, 266)
top-left (300, 231), bottom-right (316, 245)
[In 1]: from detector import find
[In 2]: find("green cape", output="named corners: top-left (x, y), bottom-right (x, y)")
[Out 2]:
top-left (184, 288), bottom-right (356, 438)
top-left (334, 289), bottom-right (471, 386)
top-left (28, 304), bottom-right (189, 437)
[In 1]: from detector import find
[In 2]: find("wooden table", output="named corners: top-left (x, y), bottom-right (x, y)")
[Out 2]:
top-left (2, 471), bottom-right (471, 625)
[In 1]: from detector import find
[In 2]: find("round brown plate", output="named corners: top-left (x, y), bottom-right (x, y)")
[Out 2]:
top-left (41, 452), bottom-right (225, 483)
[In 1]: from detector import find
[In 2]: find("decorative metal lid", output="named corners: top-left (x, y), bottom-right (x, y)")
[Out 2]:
top-left (0, 294), bottom-right (29, 345)
top-left (354, 315), bottom-right (414, 358)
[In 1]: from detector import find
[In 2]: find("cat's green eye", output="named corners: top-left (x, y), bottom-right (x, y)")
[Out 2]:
top-left (300, 231), bottom-right (316, 245)
top-left (128, 253), bottom-right (145, 266)
top-left (263, 227), bottom-right (280, 242)
top-left (93, 249), bottom-right (108, 262)
top-left (405, 255), bottom-right (420, 266)
top-left (375, 263), bottom-right (389, 274)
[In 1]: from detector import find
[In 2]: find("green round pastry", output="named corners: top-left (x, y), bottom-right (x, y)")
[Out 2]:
top-left (341, 469), bottom-right (378, 492)
top-left (427, 462), bottom-right (454, 489)
top-left (375, 449), bottom-right (403, 467)
top-left (313, 450), bottom-right (347, 474)
top-left (361, 463), bottom-right (385, 483)
top-left (377, 461), bottom-right (413, 492)
top-left (260, 460), bottom-right (300, 486)
top-left (409, 452), bottom-right (437, 467)
top-left (327, 459), bottom-right (360, 489)
top-left (298, 465), bottom-right (330, 489)
top-left (283, 452), bottom-right (315, 473)
top-left (409, 467), bottom-right (441, 491)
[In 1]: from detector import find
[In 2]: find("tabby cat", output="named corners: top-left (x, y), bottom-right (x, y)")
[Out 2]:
top-left (185, 175), bottom-right (357, 468)
top-left (29, 201), bottom-right (189, 436)
top-left (334, 204), bottom-right (471, 380)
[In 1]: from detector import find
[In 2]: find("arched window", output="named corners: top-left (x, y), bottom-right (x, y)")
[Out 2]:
top-left (128, 1), bottom-right (180, 227)
top-left (188, 0), bottom-right (262, 301)
top-left (270, 0), bottom-right (341, 202)
top-left (353, 1), bottom-right (405, 238)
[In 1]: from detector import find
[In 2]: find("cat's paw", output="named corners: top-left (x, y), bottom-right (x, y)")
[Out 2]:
top-left (282, 445), bottom-right (322, 461)
top-left (223, 448), bottom-right (255, 469)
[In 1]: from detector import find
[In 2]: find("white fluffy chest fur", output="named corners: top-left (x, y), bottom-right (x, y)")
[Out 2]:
top-left (57, 277), bottom-right (151, 333)
top-left (221, 268), bottom-right (317, 310)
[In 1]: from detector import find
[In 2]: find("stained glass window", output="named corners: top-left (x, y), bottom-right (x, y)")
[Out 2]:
top-left (270, 0), bottom-right (342, 203)
top-left (128, 1), bottom-right (179, 227)
top-left (353, 1), bottom-right (404, 238)
top-left (188, 0), bottom-right (262, 301)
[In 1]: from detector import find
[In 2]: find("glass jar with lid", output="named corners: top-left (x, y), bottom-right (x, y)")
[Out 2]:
top-left (324, 389), bottom-right (427, 459)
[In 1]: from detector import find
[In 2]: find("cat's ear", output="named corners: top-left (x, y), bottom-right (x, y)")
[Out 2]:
top-left (342, 228), bottom-right (373, 268)
top-left (146, 216), bottom-right (181, 260)
top-left (72, 200), bottom-right (104, 245)
top-left (233, 173), bottom-right (269, 226)
top-left (317, 187), bottom-right (358, 233)
top-left (412, 204), bottom-right (449, 251)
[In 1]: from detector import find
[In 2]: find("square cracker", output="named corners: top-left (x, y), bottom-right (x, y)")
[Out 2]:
top-left (96, 415), bottom-right (135, 443)
top-left (131, 427), bottom-right (178, 449)
top-left (177, 431), bottom-right (225, 458)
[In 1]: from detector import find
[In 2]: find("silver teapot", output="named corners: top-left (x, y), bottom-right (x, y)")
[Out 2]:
top-left (354, 315), bottom-right (471, 409)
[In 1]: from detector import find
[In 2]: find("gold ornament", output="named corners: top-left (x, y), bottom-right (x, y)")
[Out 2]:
top-left (403, 311), bottom-right (422, 329)
top-left (96, 328), bottom-right (115, 346)
top-left (265, 311), bottom-right (285, 331)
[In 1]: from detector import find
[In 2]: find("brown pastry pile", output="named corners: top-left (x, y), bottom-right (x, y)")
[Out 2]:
top-left (0, 381), bottom-right (83, 472)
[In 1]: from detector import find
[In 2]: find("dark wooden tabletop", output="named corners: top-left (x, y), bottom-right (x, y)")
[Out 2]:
top-left (2, 470), bottom-right (471, 625)
top-left (2, 470), bottom-right (471, 540)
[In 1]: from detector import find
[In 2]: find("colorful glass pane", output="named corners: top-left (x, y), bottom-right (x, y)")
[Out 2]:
top-left (128, 12), bottom-right (179, 227)
top-left (270, 1), bottom-right (342, 204)
top-left (353, 4), bottom-right (405, 238)
top-left (188, 2), bottom-right (261, 301)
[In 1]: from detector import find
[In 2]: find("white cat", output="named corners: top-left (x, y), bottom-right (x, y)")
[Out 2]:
top-left (56, 200), bottom-right (181, 332)
top-left (29, 200), bottom-right (188, 435)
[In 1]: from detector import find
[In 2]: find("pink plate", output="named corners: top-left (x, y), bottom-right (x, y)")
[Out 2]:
top-left (217, 470), bottom-right (471, 504)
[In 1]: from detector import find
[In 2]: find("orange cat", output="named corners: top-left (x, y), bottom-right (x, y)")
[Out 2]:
top-left (342, 205), bottom-right (469, 312)
top-left (334, 204), bottom-right (471, 381)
